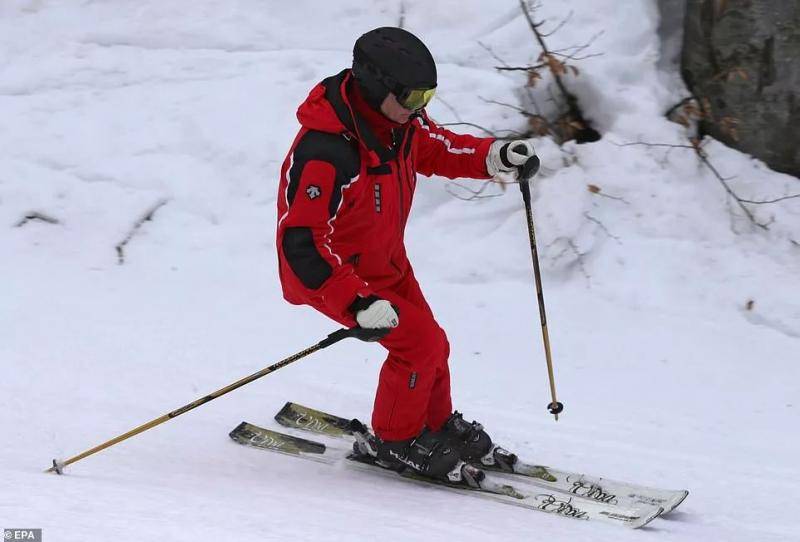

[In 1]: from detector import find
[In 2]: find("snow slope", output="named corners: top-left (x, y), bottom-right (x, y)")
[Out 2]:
top-left (2, 1), bottom-right (799, 541)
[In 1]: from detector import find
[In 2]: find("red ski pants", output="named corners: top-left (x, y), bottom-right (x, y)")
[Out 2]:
top-left (318, 270), bottom-right (452, 441)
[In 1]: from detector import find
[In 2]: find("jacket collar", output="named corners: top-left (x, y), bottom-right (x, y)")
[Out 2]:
top-left (321, 70), bottom-right (398, 165)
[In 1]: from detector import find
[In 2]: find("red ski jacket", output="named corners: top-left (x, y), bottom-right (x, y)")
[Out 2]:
top-left (276, 69), bottom-right (495, 321)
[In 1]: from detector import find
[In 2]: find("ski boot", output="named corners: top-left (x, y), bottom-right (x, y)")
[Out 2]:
top-left (438, 411), bottom-right (494, 460)
top-left (348, 420), bottom-right (468, 483)
top-left (438, 412), bottom-right (521, 472)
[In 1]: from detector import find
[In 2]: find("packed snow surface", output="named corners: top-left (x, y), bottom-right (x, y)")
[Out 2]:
top-left (2, 1), bottom-right (799, 541)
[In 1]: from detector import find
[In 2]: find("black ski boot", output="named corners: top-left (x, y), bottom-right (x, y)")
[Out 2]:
top-left (349, 420), bottom-right (463, 481)
top-left (439, 411), bottom-right (493, 461)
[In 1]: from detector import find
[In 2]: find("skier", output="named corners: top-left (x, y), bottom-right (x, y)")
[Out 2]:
top-left (276, 27), bottom-right (536, 480)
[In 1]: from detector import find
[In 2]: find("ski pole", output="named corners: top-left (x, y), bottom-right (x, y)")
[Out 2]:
top-left (45, 327), bottom-right (385, 474)
top-left (517, 155), bottom-right (564, 421)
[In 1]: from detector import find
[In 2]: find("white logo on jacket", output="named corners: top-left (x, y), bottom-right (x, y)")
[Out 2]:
top-left (306, 185), bottom-right (321, 199)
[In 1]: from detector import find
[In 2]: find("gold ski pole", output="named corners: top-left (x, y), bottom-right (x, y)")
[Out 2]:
top-left (517, 155), bottom-right (564, 421)
top-left (45, 327), bottom-right (385, 474)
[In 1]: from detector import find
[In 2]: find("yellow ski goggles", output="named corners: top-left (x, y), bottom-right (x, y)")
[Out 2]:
top-left (397, 87), bottom-right (436, 111)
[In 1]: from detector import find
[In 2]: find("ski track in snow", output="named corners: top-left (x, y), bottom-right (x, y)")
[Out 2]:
top-left (2, 1), bottom-right (799, 541)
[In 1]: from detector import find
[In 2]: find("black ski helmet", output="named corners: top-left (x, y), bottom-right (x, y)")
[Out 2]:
top-left (352, 27), bottom-right (437, 111)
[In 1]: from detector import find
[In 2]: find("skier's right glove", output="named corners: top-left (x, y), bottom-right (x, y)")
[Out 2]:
top-left (349, 295), bottom-right (399, 330)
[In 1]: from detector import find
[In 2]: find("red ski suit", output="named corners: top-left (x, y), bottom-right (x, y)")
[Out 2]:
top-left (276, 69), bottom-right (494, 440)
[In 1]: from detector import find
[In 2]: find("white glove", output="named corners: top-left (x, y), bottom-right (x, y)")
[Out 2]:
top-left (354, 298), bottom-right (399, 329)
top-left (486, 139), bottom-right (536, 177)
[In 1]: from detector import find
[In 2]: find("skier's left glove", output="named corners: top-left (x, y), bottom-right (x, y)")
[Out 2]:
top-left (486, 139), bottom-right (536, 178)
top-left (349, 295), bottom-right (399, 330)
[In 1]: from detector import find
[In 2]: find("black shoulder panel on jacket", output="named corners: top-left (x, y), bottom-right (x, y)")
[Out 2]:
top-left (287, 130), bottom-right (360, 216)
top-left (282, 227), bottom-right (333, 290)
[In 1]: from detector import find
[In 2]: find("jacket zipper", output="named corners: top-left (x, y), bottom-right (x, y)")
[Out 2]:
top-left (394, 127), bottom-right (411, 232)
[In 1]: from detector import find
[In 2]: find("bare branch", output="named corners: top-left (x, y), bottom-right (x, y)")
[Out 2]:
top-left (398, 0), bottom-right (406, 29)
top-left (552, 51), bottom-right (604, 62)
top-left (665, 96), bottom-right (697, 119)
top-left (445, 181), bottom-right (504, 202)
top-left (616, 139), bottom-right (772, 230)
top-left (495, 64), bottom-right (548, 72)
top-left (479, 97), bottom-right (533, 116)
top-left (115, 199), bottom-right (168, 265)
top-left (435, 96), bottom-right (516, 138)
top-left (540, 10), bottom-right (574, 37)
top-left (550, 31), bottom-right (605, 61)
top-left (738, 193), bottom-right (800, 205)
top-left (612, 140), bottom-right (696, 150)
top-left (478, 41), bottom-right (511, 68)
top-left (434, 95), bottom-right (463, 122)
top-left (518, 0), bottom-right (578, 113)
top-left (438, 122), bottom-right (518, 138)
top-left (694, 147), bottom-right (768, 230)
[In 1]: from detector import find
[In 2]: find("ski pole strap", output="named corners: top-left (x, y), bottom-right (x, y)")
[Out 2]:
top-left (320, 327), bottom-right (390, 348)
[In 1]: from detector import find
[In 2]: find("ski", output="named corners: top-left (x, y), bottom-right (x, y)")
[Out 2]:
top-left (229, 422), bottom-right (331, 464)
top-left (274, 401), bottom-right (689, 514)
top-left (230, 421), bottom-right (662, 529)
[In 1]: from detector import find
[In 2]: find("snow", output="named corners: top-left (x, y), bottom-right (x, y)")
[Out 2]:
top-left (2, 1), bottom-right (799, 541)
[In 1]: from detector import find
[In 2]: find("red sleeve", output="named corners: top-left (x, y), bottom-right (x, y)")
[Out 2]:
top-left (279, 159), bottom-right (372, 320)
top-left (413, 112), bottom-right (495, 180)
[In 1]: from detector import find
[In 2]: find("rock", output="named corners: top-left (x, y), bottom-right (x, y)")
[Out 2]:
top-left (681, 0), bottom-right (800, 177)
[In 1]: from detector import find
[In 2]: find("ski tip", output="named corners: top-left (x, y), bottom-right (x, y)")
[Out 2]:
top-left (660, 490), bottom-right (690, 515)
top-left (228, 421), bottom-right (248, 440)
top-left (274, 401), bottom-right (294, 424)
top-left (632, 506), bottom-right (664, 529)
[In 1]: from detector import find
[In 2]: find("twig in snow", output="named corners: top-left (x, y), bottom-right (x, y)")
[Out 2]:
top-left (397, 0), bottom-right (406, 29)
top-left (15, 211), bottom-right (60, 228)
top-left (587, 183), bottom-right (630, 205)
top-left (583, 212), bottom-right (622, 244)
top-left (115, 199), bottom-right (168, 265)
top-left (548, 236), bottom-right (591, 286)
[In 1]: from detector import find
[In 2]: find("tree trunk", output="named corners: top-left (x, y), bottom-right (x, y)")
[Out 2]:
top-left (681, 0), bottom-right (800, 177)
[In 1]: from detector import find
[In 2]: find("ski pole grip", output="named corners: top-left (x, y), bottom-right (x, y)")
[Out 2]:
top-left (518, 155), bottom-right (541, 186)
